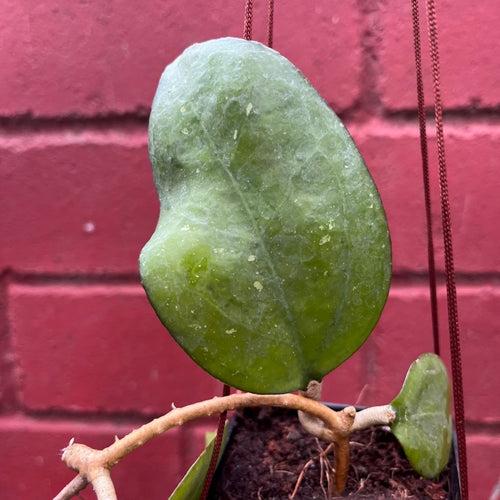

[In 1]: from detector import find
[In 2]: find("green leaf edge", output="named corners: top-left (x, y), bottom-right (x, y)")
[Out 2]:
top-left (169, 425), bottom-right (230, 500)
top-left (390, 352), bottom-right (452, 479)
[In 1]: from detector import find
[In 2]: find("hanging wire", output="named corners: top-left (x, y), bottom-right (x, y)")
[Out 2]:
top-left (422, 0), bottom-right (469, 497)
top-left (410, 0), bottom-right (440, 356)
top-left (267, 0), bottom-right (275, 47)
top-left (244, 0), bottom-right (254, 40)
top-left (200, 384), bottom-right (231, 500)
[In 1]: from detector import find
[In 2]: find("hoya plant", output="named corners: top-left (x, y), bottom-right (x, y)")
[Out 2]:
top-left (55, 38), bottom-right (452, 500)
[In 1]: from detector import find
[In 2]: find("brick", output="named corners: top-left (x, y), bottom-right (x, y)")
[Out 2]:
top-left (467, 433), bottom-right (500, 499)
top-left (0, 279), bottom-right (19, 410)
top-left (441, 286), bottom-right (500, 423)
top-left (4, 124), bottom-right (499, 276)
top-left (354, 125), bottom-right (429, 273)
top-left (0, 415), bottom-right (182, 499)
top-left (0, 133), bottom-right (156, 274)
top-left (362, 285), bottom-right (500, 422)
top-left (322, 349), bottom-right (365, 406)
top-left (353, 123), bottom-right (500, 273)
top-left (265, 0), bottom-right (362, 111)
top-left (9, 284), bottom-right (220, 413)
top-left (379, 0), bottom-right (500, 110)
top-left (360, 286), bottom-right (434, 407)
top-left (180, 421), bottom-right (218, 473)
top-left (0, 0), bottom-right (360, 119)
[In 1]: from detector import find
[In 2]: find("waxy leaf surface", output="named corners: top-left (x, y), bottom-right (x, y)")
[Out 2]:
top-left (391, 353), bottom-right (452, 478)
top-left (141, 38), bottom-right (391, 393)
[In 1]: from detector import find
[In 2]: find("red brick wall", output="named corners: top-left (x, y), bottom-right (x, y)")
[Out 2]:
top-left (1, 1), bottom-right (499, 498)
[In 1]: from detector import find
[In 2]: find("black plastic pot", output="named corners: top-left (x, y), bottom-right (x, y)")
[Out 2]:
top-left (211, 402), bottom-right (461, 499)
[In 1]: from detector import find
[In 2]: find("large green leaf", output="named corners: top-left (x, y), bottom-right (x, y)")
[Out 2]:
top-left (391, 353), bottom-right (452, 478)
top-left (169, 426), bottom-right (229, 500)
top-left (141, 37), bottom-right (391, 393)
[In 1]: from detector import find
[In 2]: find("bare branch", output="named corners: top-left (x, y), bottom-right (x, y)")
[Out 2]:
top-left (55, 393), bottom-right (393, 499)
top-left (53, 475), bottom-right (88, 500)
top-left (90, 470), bottom-right (117, 500)
top-left (350, 405), bottom-right (396, 432)
top-left (334, 437), bottom-right (350, 494)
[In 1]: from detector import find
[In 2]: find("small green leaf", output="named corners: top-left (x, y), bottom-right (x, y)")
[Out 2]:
top-left (169, 426), bottom-right (229, 500)
top-left (204, 431), bottom-right (216, 447)
top-left (141, 37), bottom-right (391, 393)
top-left (391, 353), bottom-right (452, 478)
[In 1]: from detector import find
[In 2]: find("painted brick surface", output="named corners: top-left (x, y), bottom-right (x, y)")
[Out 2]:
top-left (321, 349), bottom-right (365, 406)
top-left (467, 434), bottom-right (500, 499)
top-left (0, 133), bottom-right (155, 274)
top-left (380, 0), bottom-right (500, 110)
top-left (356, 124), bottom-right (500, 273)
top-left (180, 421), bottom-right (218, 473)
top-left (0, 416), bottom-right (182, 499)
top-left (359, 286), bottom-right (434, 407)
top-left (3, 125), bottom-right (499, 275)
top-left (0, 0), bottom-right (360, 118)
top-left (9, 283), bottom-right (219, 413)
top-left (1, 0), bottom-right (499, 496)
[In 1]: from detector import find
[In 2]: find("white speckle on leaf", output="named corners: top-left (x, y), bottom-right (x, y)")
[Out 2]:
top-left (319, 225), bottom-right (325, 230)
top-left (248, 255), bottom-right (256, 262)
top-left (253, 280), bottom-right (263, 292)
top-left (344, 164), bottom-right (349, 169)
top-left (181, 128), bottom-right (189, 135)
top-left (233, 129), bottom-right (238, 140)
top-left (328, 220), bottom-right (334, 230)
top-left (83, 221), bottom-right (95, 233)
top-left (319, 235), bottom-right (331, 245)
top-left (180, 105), bottom-right (186, 113)
top-left (225, 328), bottom-right (237, 335)
top-left (246, 103), bottom-right (253, 116)
top-left (181, 225), bottom-right (190, 231)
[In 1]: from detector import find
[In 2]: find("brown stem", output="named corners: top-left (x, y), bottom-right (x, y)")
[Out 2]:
top-left (298, 380), bottom-right (330, 440)
top-left (53, 475), bottom-right (88, 500)
top-left (55, 392), bottom-right (355, 500)
top-left (350, 405), bottom-right (395, 432)
top-left (334, 437), bottom-right (350, 494)
top-left (91, 470), bottom-right (117, 500)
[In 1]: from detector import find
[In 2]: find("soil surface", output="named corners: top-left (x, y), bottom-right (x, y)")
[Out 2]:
top-left (211, 407), bottom-right (450, 499)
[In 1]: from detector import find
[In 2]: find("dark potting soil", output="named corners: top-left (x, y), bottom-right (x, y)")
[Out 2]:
top-left (211, 407), bottom-right (450, 499)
